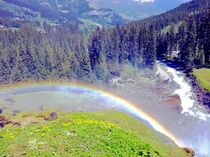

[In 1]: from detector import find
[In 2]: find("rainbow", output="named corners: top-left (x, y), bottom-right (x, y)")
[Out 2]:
top-left (0, 80), bottom-right (184, 147)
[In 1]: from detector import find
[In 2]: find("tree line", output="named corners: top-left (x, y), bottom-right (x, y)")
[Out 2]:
top-left (88, 24), bottom-right (156, 80)
top-left (0, 24), bottom-right (93, 83)
top-left (0, 20), bottom-right (157, 83)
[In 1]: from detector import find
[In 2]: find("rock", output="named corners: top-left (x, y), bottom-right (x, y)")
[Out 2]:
top-left (44, 112), bottom-right (58, 121)
top-left (156, 65), bottom-right (172, 83)
top-left (0, 116), bottom-right (7, 128)
top-left (183, 147), bottom-right (195, 156)
top-left (50, 112), bottom-right (58, 120)
top-left (162, 95), bottom-right (182, 112)
top-left (12, 122), bottom-right (21, 126)
top-left (0, 116), bottom-right (21, 128)
top-left (0, 121), bottom-right (5, 128)
top-left (0, 116), bottom-right (6, 121)
top-left (127, 79), bottom-right (135, 84)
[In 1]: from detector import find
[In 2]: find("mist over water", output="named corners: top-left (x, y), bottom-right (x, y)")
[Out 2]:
top-left (187, 123), bottom-right (210, 157)
top-left (0, 64), bottom-right (210, 157)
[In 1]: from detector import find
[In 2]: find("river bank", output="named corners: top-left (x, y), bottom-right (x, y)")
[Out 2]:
top-left (158, 59), bottom-right (210, 110)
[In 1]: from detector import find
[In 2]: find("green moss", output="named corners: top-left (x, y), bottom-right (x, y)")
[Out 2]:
top-left (0, 111), bottom-right (187, 157)
top-left (193, 68), bottom-right (210, 91)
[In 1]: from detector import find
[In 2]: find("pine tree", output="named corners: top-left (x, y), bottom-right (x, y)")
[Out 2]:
top-left (185, 16), bottom-right (197, 67)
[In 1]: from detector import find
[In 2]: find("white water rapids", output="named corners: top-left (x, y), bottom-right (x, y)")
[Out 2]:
top-left (164, 64), bottom-right (210, 121)
top-left (159, 62), bottom-right (210, 157)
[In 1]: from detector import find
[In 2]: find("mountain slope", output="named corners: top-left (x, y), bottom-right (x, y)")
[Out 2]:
top-left (88, 0), bottom-right (191, 20)
top-left (143, 0), bottom-right (210, 67)
top-left (0, 0), bottom-right (127, 27)
top-left (138, 0), bottom-right (208, 29)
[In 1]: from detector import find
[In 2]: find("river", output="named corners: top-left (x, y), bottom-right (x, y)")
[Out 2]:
top-left (159, 62), bottom-right (210, 157)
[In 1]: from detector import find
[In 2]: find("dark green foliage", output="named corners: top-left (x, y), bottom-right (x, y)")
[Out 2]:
top-left (88, 24), bottom-right (157, 73)
top-left (154, 0), bottom-right (209, 68)
top-left (139, 0), bottom-right (208, 31)
top-left (0, 20), bottom-right (157, 83)
top-left (0, 24), bottom-right (92, 83)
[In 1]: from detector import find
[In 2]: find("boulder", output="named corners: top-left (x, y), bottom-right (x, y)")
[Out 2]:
top-left (0, 116), bottom-right (7, 128)
top-left (183, 147), bottom-right (195, 157)
top-left (44, 112), bottom-right (58, 121)
top-left (162, 95), bottom-right (182, 112)
top-left (156, 65), bottom-right (171, 83)
top-left (0, 121), bottom-right (5, 128)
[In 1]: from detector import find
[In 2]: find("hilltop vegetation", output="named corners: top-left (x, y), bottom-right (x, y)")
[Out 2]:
top-left (0, 110), bottom-right (188, 157)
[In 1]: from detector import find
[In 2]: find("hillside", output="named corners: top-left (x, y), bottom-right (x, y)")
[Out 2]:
top-left (88, 0), bottom-right (189, 20)
top-left (0, 0), bottom-right (127, 29)
top-left (138, 0), bottom-right (208, 29)
top-left (0, 110), bottom-right (188, 157)
top-left (126, 0), bottom-right (209, 68)
top-left (153, 0), bottom-right (209, 68)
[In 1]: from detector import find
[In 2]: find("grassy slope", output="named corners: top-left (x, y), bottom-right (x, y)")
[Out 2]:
top-left (0, 110), bottom-right (187, 157)
top-left (193, 68), bottom-right (210, 91)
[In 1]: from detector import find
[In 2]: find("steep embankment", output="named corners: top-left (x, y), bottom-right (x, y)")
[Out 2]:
top-left (0, 111), bottom-right (188, 157)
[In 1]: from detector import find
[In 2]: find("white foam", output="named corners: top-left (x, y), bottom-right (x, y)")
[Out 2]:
top-left (159, 62), bottom-right (210, 121)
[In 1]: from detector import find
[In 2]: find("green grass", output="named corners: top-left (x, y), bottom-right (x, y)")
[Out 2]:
top-left (193, 68), bottom-right (210, 91)
top-left (0, 110), bottom-right (187, 157)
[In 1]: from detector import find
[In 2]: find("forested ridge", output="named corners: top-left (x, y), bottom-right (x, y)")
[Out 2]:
top-left (138, 0), bottom-right (208, 31)
top-left (0, 0), bottom-right (209, 84)
top-left (154, 0), bottom-right (210, 67)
